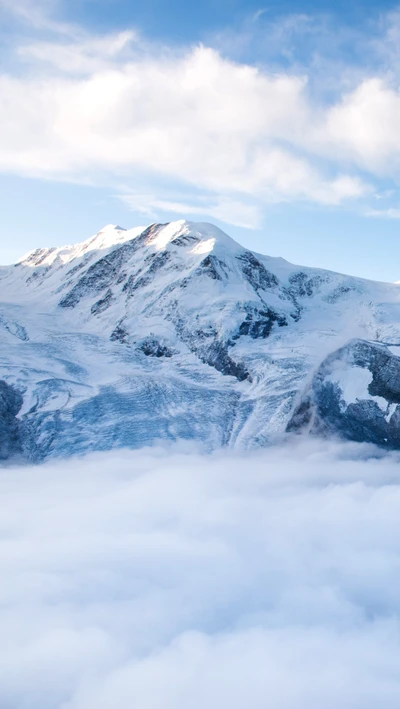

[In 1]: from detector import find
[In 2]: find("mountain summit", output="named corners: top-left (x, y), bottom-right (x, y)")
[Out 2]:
top-left (1, 220), bottom-right (400, 460)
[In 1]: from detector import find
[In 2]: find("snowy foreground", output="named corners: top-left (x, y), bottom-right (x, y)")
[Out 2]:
top-left (3, 219), bottom-right (400, 459)
top-left (2, 442), bottom-right (400, 708)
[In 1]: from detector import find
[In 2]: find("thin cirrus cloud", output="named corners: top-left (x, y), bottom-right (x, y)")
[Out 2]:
top-left (365, 207), bottom-right (400, 219)
top-left (2, 440), bottom-right (400, 708)
top-left (0, 0), bottom-right (75, 34)
top-left (1, 4), bottom-right (400, 227)
top-left (118, 191), bottom-right (264, 229)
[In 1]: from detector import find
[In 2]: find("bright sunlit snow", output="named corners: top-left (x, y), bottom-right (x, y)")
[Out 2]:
top-left (2, 220), bottom-right (400, 459)
top-left (326, 363), bottom-right (388, 412)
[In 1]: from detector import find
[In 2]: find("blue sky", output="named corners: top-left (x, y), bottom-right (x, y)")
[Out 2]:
top-left (1, 0), bottom-right (400, 280)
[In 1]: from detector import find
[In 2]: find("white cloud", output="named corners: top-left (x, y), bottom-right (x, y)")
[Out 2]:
top-left (0, 0), bottom-right (75, 35)
top-left (18, 31), bottom-right (137, 74)
top-left (0, 20), bottom-right (372, 217)
top-left (119, 190), bottom-right (263, 228)
top-left (2, 441), bottom-right (400, 708)
top-left (365, 207), bottom-right (400, 219)
top-left (6, 2), bottom-right (400, 226)
top-left (322, 78), bottom-right (400, 174)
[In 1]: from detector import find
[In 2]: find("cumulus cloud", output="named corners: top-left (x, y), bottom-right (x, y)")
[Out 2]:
top-left (2, 440), bottom-right (400, 708)
top-left (0, 1), bottom-right (376, 227)
top-left (322, 78), bottom-right (400, 174)
top-left (0, 44), bottom-right (350, 204)
top-left (4, 2), bottom-right (400, 226)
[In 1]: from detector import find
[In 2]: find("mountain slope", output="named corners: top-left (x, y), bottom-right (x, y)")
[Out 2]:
top-left (1, 219), bottom-right (400, 460)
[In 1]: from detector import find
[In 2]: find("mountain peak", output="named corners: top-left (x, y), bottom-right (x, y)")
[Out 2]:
top-left (2, 218), bottom-right (400, 460)
top-left (15, 220), bottom-right (244, 268)
top-left (17, 224), bottom-right (145, 268)
top-left (138, 220), bottom-right (242, 255)
top-left (97, 224), bottom-right (127, 233)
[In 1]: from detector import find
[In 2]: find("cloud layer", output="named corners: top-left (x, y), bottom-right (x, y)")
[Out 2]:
top-left (0, 42), bottom-right (367, 204)
top-left (4, 3), bottom-right (400, 226)
top-left (2, 440), bottom-right (400, 708)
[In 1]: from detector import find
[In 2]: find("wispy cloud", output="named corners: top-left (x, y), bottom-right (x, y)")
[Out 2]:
top-left (365, 207), bottom-right (400, 219)
top-left (0, 0), bottom-right (76, 35)
top-left (18, 30), bottom-right (137, 74)
top-left (119, 190), bottom-right (264, 229)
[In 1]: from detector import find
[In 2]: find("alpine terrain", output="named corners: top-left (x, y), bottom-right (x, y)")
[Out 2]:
top-left (1, 219), bottom-right (400, 461)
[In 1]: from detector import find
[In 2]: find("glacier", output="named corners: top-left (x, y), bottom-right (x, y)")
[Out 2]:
top-left (2, 219), bottom-right (400, 460)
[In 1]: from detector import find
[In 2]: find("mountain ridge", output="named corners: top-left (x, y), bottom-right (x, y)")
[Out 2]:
top-left (1, 219), bottom-right (400, 460)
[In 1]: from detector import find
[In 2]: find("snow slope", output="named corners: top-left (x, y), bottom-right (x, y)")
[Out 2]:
top-left (1, 219), bottom-right (400, 459)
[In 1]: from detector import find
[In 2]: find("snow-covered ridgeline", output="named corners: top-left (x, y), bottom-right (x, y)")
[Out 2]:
top-left (1, 219), bottom-right (400, 459)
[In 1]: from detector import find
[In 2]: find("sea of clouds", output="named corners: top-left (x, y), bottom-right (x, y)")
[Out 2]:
top-left (2, 439), bottom-right (400, 708)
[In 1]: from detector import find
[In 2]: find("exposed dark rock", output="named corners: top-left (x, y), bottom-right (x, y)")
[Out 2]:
top-left (323, 284), bottom-right (358, 304)
top-left (59, 225), bottom-right (167, 309)
top-left (144, 251), bottom-right (171, 269)
top-left (116, 271), bottom-right (127, 285)
top-left (26, 266), bottom-right (51, 284)
top-left (110, 321), bottom-right (129, 343)
top-left (288, 271), bottom-right (326, 298)
top-left (141, 223), bottom-right (169, 244)
top-left (289, 309), bottom-right (302, 322)
top-left (234, 306), bottom-right (287, 340)
top-left (388, 407), bottom-right (400, 446)
top-left (59, 245), bottom-right (133, 308)
top-left (171, 234), bottom-right (201, 247)
top-left (147, 251), bottom-right (171, 274)
top-left (0, 381), bottom-right (23, 459)
top-left (66, 255), bottom-right (92, 279)
top-left (138, 338), bottom-right (174, 358)
top-left (21, 248), bottom-right (55, 268)
top-left (237, 252), bottom-right (279, 291)
top-left (195, 255), bottom-right (228, 281)
top-left (170, 316), bottom-right (250, 381)
top-left (91, 289), bottom-right (114, 315)
top-left (201, 340), bottom-right (251, 382)
top-left (122, 270), bottom-right (142, 295)
top-left (286, 399), bottom-right (313, 433)
top-left (20, 248), bottom-right (47, 266)
top-left (123, 251), bottom-right (171, 297)
top-left (287, 339), bottom-right (400, 448)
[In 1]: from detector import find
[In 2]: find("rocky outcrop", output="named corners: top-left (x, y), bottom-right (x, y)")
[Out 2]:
top-left (287, 339), bottom-right (400, 447)
top-left (138, 338), bottom-right (175, 358)
top-left (0, 381), bottom-right (23, 459)
top-left (59, 224), bottom-right (167, 308)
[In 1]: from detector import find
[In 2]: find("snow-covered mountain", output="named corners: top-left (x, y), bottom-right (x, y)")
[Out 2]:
top-left (2, 219), bottom-right (400, 460)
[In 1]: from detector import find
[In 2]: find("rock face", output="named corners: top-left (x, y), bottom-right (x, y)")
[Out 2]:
top-left (2, 219), bottom-right (400, 460)
top-left (0, 381), bottom-right (23, 459)
top-left (287, 340), bottom-right (400, 448)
